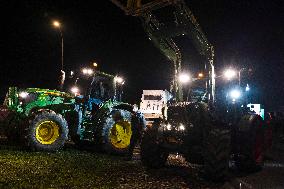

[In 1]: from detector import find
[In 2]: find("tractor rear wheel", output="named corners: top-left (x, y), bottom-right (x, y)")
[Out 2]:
top-left (140, 124), bottom-right (169, 168)
top-left (180, 103), bottom-right (230, 181)
top-left (202, 128), bottom-right (231, 181)
top-left (101, 109), bottom-right (141, 155)
top-left (26, 112), bottom-right (68, 151)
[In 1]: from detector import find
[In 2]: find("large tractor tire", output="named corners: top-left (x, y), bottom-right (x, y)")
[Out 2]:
top-left (202, 128), bottom-right (231, 181)
top-left (26, 111), bottom-right (68, 152)
top-left (235, 114), bottom-right (264, 171)
top-left (140, 122), bottom-right (169, 168)
top-left (101, 109), bottom-right (142, 155)
top-left (175, 103), bottom-right (230, 181)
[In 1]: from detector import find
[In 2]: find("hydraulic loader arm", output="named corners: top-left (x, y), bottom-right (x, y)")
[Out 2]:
top-left (110, 0), bottom-right (215, 103)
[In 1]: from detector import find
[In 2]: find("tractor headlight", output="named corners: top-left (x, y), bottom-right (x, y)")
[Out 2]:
top-left (19, 91), bottom-right (29, 99)
top-left (166, 124), bottom-right (172, 130)
top-left (178, 124), bottom-right (185, 131)
top-left (70, 86), bottom-right (80, 95)
top-left (18, 91), bottom-right (36, 104)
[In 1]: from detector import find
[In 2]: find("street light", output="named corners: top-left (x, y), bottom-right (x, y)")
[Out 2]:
top-left (52, 20), bottom-right (64, 90)
top-left (93, 62), bottom-right (98, 68)
top-left (198, 72), bottom-right (204, 78)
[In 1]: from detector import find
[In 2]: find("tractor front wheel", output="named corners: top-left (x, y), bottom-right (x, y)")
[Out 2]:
top-left (140, 126), bottom-right (169, 168)
top-left (101, 109), bottom-right (141, 155)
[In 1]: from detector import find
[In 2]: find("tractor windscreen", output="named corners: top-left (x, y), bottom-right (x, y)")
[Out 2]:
top-left (89, 76), bottom-right (115, 101)
top-left (64, 73), bottom-right (115, 101)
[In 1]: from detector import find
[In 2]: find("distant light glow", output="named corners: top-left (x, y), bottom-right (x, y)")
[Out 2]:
top-left (166, 124), bottom-right (172, 130)
top-left (53, 21), bottom-right (61, 28)
top-left (245, 84), bottom-right (250, 91)
top-left (198, 73), bottom-right (204, 78)
top-left (93, 62), bottom-right (98, 67)
top-left (179, 73), bottom-right (190, 83)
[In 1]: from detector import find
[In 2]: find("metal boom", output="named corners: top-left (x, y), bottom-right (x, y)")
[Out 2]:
top-left (110, 0), bottom-right (215, 103)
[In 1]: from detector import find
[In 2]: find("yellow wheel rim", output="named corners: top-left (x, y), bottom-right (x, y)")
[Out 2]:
top-left (109, 120), bottom-right (132, 149)
top-left (35, 120), bottom-right (60, 144)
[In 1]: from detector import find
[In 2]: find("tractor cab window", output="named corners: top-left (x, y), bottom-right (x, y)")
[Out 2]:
top-left (65, 76), bottom-right (90, 96)
top-left (90, 77), bottom-right (113, 101)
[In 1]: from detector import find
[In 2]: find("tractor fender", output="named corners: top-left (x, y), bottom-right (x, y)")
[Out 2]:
top-left (233, 113), bottom-right (265, 170)
top-left (232, 113), bottom-right (264, 152)
top-left (113, 103), bottom-right (134, 113)
top-left (113, 103), bottom-right (146, 133)
top-left (236, 113), bottom-right (264, 132)
top-left (30, 108), bottom-right (56, 115)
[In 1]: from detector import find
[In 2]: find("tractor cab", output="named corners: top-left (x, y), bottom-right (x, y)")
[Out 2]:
top-left (65, 69), bottom-right (124, 103)
top-left (64, 69), bottom-right (125, 117)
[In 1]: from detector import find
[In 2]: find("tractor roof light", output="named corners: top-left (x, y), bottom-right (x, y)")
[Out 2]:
top-left (19, 91), bottom-right (29, 99)
top-left (115, 76), bottom-right (124, 84)
top-left (178, 73), bottom-right (191, 83)
top-left (224, 69), bottom-right (237, 80)
top-left (70, 86), bottom-right (80, 95)
top-left (179, 124), bottom-right (185, 131)
top-left (82, 68), bottom-right (93, 76)
top-left (230, 89), bottom-right (241, 101)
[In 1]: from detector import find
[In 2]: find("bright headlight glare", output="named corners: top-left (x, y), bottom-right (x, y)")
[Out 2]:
top-left (82, 68), bottom-right (93, 75)
top-left (230, 89), bottom-right (241, 99)
top-left (87, 69), bottom-right (93, 75)
top-left (71, 87), bottom-right (79, 94)
top-left (82, 68), bottom-right (88, 74)
top-left (179, 124), bottom-right (185, 131)
top-left (166, 124), bottom-right (172, 130)
top-left (19, 91), bottom-right (29, 99)
top-left (115, 76), bottom-right (124, 84)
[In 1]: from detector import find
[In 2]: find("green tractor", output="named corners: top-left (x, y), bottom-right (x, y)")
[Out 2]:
top-left (0, 70), bottom-right (145, 154)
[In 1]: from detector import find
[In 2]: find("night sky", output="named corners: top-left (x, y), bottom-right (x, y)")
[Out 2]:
top-left (1, 0), bottom-right (283, 110)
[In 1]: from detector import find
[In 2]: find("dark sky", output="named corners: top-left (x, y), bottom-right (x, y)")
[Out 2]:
top-left (1, 0), bottom-right (283, 110)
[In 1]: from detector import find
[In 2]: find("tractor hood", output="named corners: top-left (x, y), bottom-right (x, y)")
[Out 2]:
top-left (23, 88), bottom-right (74, 99)
top-left (5, 87), bottom-right (76, 116)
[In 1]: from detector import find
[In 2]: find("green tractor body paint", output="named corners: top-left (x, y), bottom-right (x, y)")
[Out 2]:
top-left (0, 70), bottom-right (145, 154)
